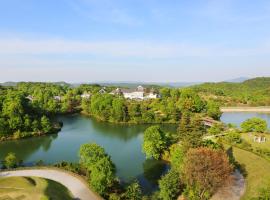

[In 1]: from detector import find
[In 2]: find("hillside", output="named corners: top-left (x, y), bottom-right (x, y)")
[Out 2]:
top-left (191, 77), bottom-right (270, 106)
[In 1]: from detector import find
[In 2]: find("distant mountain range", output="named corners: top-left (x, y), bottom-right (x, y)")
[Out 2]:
top-left (223, 77), bottom-right (250, 83)
top-left (0, 77), bottom-right (252, 88)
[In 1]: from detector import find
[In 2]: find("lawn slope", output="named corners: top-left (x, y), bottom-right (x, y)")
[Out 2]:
top-left (232, 147), bottom-right (270, 199)
top-left (0, 176), bottom-right (73, 200)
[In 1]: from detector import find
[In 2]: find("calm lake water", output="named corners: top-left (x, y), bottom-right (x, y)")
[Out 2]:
top-left (0, 115), bottom-right (175, 193)
top-left (1, 112), bottom-right (269, 192)
top-left (221, 112), bottom-right (270, 128)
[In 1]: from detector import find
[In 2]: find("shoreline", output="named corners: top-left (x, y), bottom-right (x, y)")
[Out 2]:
top-left (221, 107), bottom-right (270, 113)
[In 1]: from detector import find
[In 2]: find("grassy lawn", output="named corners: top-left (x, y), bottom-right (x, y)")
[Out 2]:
top-left (232, 147), bottom-right (270, 200)
top-left (0, 176), bottom-right (73, 200)
top-left (241, 133), bottom-right (270, 150)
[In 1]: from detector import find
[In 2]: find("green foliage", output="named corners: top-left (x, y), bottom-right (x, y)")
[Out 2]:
top-left (142, 126), bottom-right (170, 159)
top-left (178, 114), bottom-right (206, 151)
top-left (192, 77), bottom-right (270, 106)
top-left (4, 152), bottom-right (17, 168)
top-left (207, 123), bottom-right (224, 135)
top-left (224, 130), bottom-right (242, 144)
top-left (79, 143), bottom-right (116, 196)
top-left (124, 180), bottom-right (143, 200)
top-left (177, 89), bottom-right (206, 113)
top-left (183, 185), bottom-right (210, 200)
top-left (170, 145), bottom-right (185, 170)
top-left (89, 156), bottom-right (115, 195)
top-left (158, 169), bottom-right (182, 200)
top-left (41, 115), bottom-right (52, 133)
top-left (79, 143), bottom-right (106, 171)
top-left (206, 101), bottom-right (221, 120)
top-left (241, 117), bottom-right (268, 133)
top-left (0, 84), bottom-right (65, 140)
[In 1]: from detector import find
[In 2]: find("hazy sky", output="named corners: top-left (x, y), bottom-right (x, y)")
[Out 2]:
top-left (0, 0), bottom-right (270, 82)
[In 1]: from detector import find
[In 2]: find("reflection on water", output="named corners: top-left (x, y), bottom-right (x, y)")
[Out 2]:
top-left (0, 135), bottom-right (57, 163)
top-left (0, 114), bottom-right (174, 192)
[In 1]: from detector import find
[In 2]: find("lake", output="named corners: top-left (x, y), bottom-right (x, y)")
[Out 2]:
top-left (1, 112), bottom-right (269, 192)
top-left (221, 112), bottom-right (270, 128)
top-left (0, 115), bottom-right (174, 193)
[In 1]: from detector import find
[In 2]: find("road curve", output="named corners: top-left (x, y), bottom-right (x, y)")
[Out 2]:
top-left (0, 168), bottom-right (102, 200)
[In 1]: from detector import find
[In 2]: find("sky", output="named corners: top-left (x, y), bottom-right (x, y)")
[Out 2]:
top-left (0, 0), bottom-right (270, 83)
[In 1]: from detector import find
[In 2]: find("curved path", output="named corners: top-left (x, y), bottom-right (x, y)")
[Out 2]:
top-left (0, 168), bottom-right (102, 200)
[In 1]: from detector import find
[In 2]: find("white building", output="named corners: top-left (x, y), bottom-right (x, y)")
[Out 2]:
top-left (26, 95), bottom-right (34, 102)
top-left (81, 93), bottom-right (91, 99)
top-left (99, 88), bottom-right (106, 94)
top-left (110, 86), bottom-right (159, 100)
top-left (54, 96), bottom-right (61, 101)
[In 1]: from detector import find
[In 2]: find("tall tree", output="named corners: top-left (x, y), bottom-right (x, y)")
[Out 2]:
top-left (142, 126), bottom-right (170, 159)
top-left (183, 148), bottom-right (232, 200)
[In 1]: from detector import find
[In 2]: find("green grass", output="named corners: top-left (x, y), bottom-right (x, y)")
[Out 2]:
top-left (241, 133), bottom-right (270, 150)
top-left (0, 176), bottom-right (73, 200)
top-left (232, 147), bottom-right (270, 200)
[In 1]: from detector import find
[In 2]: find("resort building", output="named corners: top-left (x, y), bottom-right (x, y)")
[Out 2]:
top-left (110, 86), bottom-right (159, 100)
top-left (81, 93), bottom-right (91, 99)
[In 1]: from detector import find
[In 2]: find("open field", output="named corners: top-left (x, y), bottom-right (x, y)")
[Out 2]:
top-left (221, 107), bottom-right (270, 113)
top-left (232, 147), bottom-right (270, 199)
top-left (0, 176), bottom-right (73, 200)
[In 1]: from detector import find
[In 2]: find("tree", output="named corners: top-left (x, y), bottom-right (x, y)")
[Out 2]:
top-left (4, 152), bottom-right (17, 168)
top-left (41, 115), bottom-right (52, 133)
top-left (142, 126), bottom-right (169, 159)
top-left (241, 117), bottom-right (267, 133)
top-left (224, 130), bottom-right (242, 144)
top-left (0, 117), bottom-right (10, 136)
top-left (79, 143), bottom-right (106, 170)
top-left (207, 123), bottom-right (224, 135)
top-left (177, 89), bottom-right (205, 113)
top-left (159, 169), bottom-right (182, 200)
top-left (206, 101), bottom-right (221, 120)
top-left (111, 98), bottom-right (128, 122)
top-left (170, 145), bottom-right (185, 170)
top-left (89, 156), bottom-right (115, 195)
top-left (79, 143), bottom-right (116, 196)
top-left (124, 180), bottom-right (142, 200)
top-left (183, 148), bottom-right (232, 200)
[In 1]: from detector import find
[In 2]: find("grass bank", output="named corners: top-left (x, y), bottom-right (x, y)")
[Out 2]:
top-left (232, 147), bottom-right (270, 199)
top-left (0, 176), bottom-right (73, 200)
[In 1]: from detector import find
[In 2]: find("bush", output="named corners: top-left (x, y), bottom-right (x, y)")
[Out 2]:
top-left (4, 152), bottom-right (17, 168)
top-left (124, 180), bottom-right (142, 200)
top-left (159, 169), bottom-right (182, 200)
top-left (241, 118), bottom-right (268, 133)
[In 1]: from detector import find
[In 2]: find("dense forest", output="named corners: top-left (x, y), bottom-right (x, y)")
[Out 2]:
top-left (1, 77), bottom-right (268, 141)
top-left (191, 77), bottom-right (270, 106)
top-left (81, 87), bottom-right (220, 123)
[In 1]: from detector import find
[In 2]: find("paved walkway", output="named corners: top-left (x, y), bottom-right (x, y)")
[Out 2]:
top-left (0, 169), bottom-right (102, 200)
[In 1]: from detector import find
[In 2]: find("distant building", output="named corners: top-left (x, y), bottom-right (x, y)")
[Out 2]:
top-left (26, 95), bottom-right (34, 102)
top-left (99, 87), bottom-right (107, 94)
top-left (54, 96), bottom-right (61, 101)
top-left (110, 86), bottom-right (159, 100)
top-left (81, 92), bottom-right (91, 99)
top-left (254, 135), bottom-right (266, 143)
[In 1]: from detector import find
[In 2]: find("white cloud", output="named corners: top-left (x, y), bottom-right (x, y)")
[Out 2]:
top-left (0, 38), bottom-right (213, 58)
top-left (0, 37), bottom-right (269, 58)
